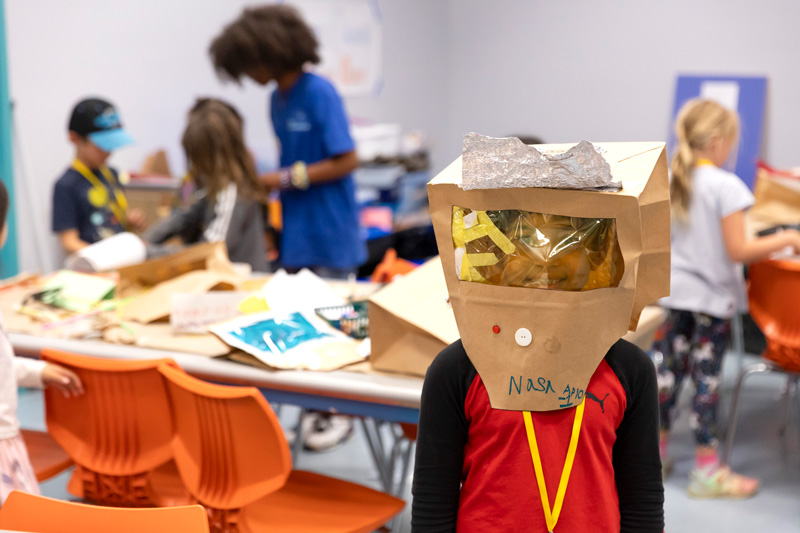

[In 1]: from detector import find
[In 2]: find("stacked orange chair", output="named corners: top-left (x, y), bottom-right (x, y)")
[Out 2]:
top-left (748, 259), bottom-right (800, 371)
top-left (40, 349), bottom-right (190, 507)
top-left (159, 364), bottom-right (405, 533)
top-left (20, 428), bottom-right (73, 482)
top-left (0, 491), bottom-right (209, 533)
top-left (723, 258), bottom-right (800, 465)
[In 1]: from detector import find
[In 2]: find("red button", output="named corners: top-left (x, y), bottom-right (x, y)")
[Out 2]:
top-left (492, 325), bottom-right (500, 334)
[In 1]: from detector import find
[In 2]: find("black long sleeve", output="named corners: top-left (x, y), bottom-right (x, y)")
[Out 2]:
top-left (606, 341), bottom-right (666, 532)
top-left (411, 340), bottom-right (475, 532)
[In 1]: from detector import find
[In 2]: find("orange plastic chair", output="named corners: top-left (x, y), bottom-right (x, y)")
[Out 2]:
top-left (370, 248), bottom-right (417, 283)
top-left (748, 259), bottom-right (800, 371)
top-left (20, 428), bottom-right (73, 482)
top-left (0, 491), bottom-right (209, 533)
top-left (159, 364), bottom-right (405, 533)
top-left (723, 258), bottom-right (800, 465)
top-left (40, 349), bottom-right (190, 507)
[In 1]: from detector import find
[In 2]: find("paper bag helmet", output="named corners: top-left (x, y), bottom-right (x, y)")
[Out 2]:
top-left (428, 134), bottom-right (670, 412)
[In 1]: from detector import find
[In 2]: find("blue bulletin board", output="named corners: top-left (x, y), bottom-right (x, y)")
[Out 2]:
top-left (669, 75), bottom-right (767, 190)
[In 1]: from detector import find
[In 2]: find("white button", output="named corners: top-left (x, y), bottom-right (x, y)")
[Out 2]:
top-left (515, 328), bottom-right (532, 347)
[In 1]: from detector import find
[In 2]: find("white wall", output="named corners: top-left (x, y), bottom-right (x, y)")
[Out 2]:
top-left (5, 0), bottom-right (449, 272)
top-left (443, 0), bottom-right (800, 165)
top-left (7, 0), bottom-right (800, 272)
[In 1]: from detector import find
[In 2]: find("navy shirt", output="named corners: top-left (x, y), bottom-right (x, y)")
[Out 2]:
top-left (270, 72), bottom-right (366, 270)
top-left (52, 167), bottom-right (126, 245)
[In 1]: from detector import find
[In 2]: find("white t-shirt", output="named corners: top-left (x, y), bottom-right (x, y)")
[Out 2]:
top-left (0, 314), bottom-right (46, 440)
top-left (659, 165), bottom-right (755, 319)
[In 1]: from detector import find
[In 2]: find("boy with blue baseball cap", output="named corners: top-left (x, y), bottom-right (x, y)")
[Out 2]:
top-left (52, 97), bottom-right (145, 254)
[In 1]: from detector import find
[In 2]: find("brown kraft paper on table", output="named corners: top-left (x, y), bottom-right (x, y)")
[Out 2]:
top-left (428, 141), bottom-right (670, 412)
top-left (117, 242), bottom-right (237, 297)
top-left (368, 257), bottom-right (460, 377)
top-left (749, 168), bottom-right (800, 230)
top-left (121, 270), bottom-right (241, 324)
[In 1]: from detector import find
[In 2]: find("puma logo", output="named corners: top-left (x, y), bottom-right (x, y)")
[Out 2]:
top-left (585, 391), bottom-right (609, 413)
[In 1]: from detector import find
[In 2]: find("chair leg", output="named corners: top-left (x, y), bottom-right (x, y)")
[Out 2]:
top-left (721, 362), bottom-right (774, 466)
top-left (359, 418), bottom-right (392, 492)
top-left (778, 376), bottom-right (797, 436)
top-left (291, 409), bottom-right (308, 465)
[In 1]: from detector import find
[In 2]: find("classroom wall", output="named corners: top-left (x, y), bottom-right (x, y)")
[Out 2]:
top-left (7, 1), bottom-right (800, 272)
top-left (442, 0), bottom-right (800, 166)
top-left (5, 0), bottom-right (448, 273)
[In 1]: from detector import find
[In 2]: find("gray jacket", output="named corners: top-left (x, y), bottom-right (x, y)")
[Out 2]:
top-left (145, 184), bottom-right (268, 272)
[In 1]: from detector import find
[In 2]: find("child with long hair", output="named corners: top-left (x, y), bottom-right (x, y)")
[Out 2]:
top-left (209, 4), bottom-right (366, 451)
top-left (658, 98), bottom-right (800, 497)
top-left (145, 99), bottom-right (268, 271)
top-left (0, 180), bottom-right (84, 504)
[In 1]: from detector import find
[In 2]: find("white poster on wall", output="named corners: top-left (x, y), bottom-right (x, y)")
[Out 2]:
top-left (290, 0), bottom-right (383, 97)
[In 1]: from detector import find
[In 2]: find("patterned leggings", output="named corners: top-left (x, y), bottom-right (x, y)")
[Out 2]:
top-left (655, 309), bottom-right (730, 448)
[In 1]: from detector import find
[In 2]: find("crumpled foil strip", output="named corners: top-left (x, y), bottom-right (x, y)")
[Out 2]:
top-left (461, 132), bottom-right (621, 191)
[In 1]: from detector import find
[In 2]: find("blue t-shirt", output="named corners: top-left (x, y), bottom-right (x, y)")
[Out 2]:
top-left (270, 72), bottom-right (366, 269)
top-left (52, 166), bottom-right (126, 245)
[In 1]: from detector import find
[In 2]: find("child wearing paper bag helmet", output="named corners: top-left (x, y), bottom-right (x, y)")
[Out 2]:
top-left (413, 135), bottom-right (667, 532)
top-left (657, 100), bottom-right (800, 498)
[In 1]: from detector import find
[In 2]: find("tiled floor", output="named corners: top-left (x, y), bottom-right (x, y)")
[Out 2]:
top-left (19, 352), bottom-right (800, 532)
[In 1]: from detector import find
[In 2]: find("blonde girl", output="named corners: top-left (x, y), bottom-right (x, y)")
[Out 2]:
top-left (657, 98), bottom-right (800, 498)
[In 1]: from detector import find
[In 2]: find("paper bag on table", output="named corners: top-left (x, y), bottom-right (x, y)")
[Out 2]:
top-left (118, 242), bottom-right (236, 298)
top-left (368, 257), bottom-right (460, 377)
top-left (749, 167), bottom-right (800, 229)
top-left (428, 135), bottom-right (670, 412)
top-left (121, 270), bottom-right (241, 324)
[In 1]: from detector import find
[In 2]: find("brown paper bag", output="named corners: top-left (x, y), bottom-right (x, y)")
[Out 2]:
top-left (118, 242), bottom-right (236, 297)
top-left (121, 270), bottom-right (241, 324)
top-left (749, 168), bottom-right (800, 229)
top-left (369, 257), bottom-right (460, 376)
top-left (428, 142), bottom-right (670, 411)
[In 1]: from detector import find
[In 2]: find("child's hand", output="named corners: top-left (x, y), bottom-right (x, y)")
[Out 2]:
top-left (127, 209), bottom-right (148, 232)
top-left (41, 364), bottom-right (84, 397)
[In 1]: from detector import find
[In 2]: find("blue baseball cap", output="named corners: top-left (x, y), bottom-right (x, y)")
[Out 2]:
top-left (68, 98), bottom-right (134, 152)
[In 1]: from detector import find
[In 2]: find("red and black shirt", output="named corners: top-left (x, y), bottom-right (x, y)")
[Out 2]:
top-left (411, 339), bottom-right (664, 532)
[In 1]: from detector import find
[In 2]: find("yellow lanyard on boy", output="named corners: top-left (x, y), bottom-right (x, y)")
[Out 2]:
top-left (72, 159), bottom-right (129, 229)
top-left (522, 401), bottom-right (585, 533)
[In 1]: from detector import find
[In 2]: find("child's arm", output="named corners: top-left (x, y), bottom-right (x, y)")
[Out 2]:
top-left (57, 229), bottom-right (90, 253)
top-left (144, 198), bottom-right (206, 245)
top-left (14, 357), bottom-right (83, 397)
top-left (412, 342), bottom-right (473, 532)
top-left (609, 343), bottom-right (665, 533)
top-left (261, 151), bottom-right (358, 189)
top-left (721, 209), bottom-right (800, 264)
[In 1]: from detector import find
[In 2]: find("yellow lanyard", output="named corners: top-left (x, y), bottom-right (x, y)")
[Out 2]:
top-left (72, 159), bottom-right (129, 228)
top-left (523, 401), bottom-right (585, 533)
top-left (696, 158), bottom-right (716, 167)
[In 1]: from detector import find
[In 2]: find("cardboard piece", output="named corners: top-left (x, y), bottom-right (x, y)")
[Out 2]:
top-left (102, 322), bottom-right (231, 357)
top-left (118, 242), bottom-right (236, 298)
top-left (121, 270), bottom-right (241, 324)
top-left (368, 257), bottom-right (460, 377)
top-left (749, 168), bottom-right (800, 230)
top-left (428, 141), bottom-right (670, 412)
top-left (140, 150), bottom-right (172, 177)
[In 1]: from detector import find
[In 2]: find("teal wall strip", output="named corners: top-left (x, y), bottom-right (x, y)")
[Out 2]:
top-left (0, 0), bottom-right (19, 278)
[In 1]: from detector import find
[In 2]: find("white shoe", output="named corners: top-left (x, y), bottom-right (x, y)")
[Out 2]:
top-left (302, 413), bottom-right (355, 452)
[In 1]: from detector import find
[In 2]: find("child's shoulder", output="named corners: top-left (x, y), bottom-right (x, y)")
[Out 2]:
top-left (426, 339), bottom-right (476, 382)
top-left (603, 338), bottom-right (657, 393)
